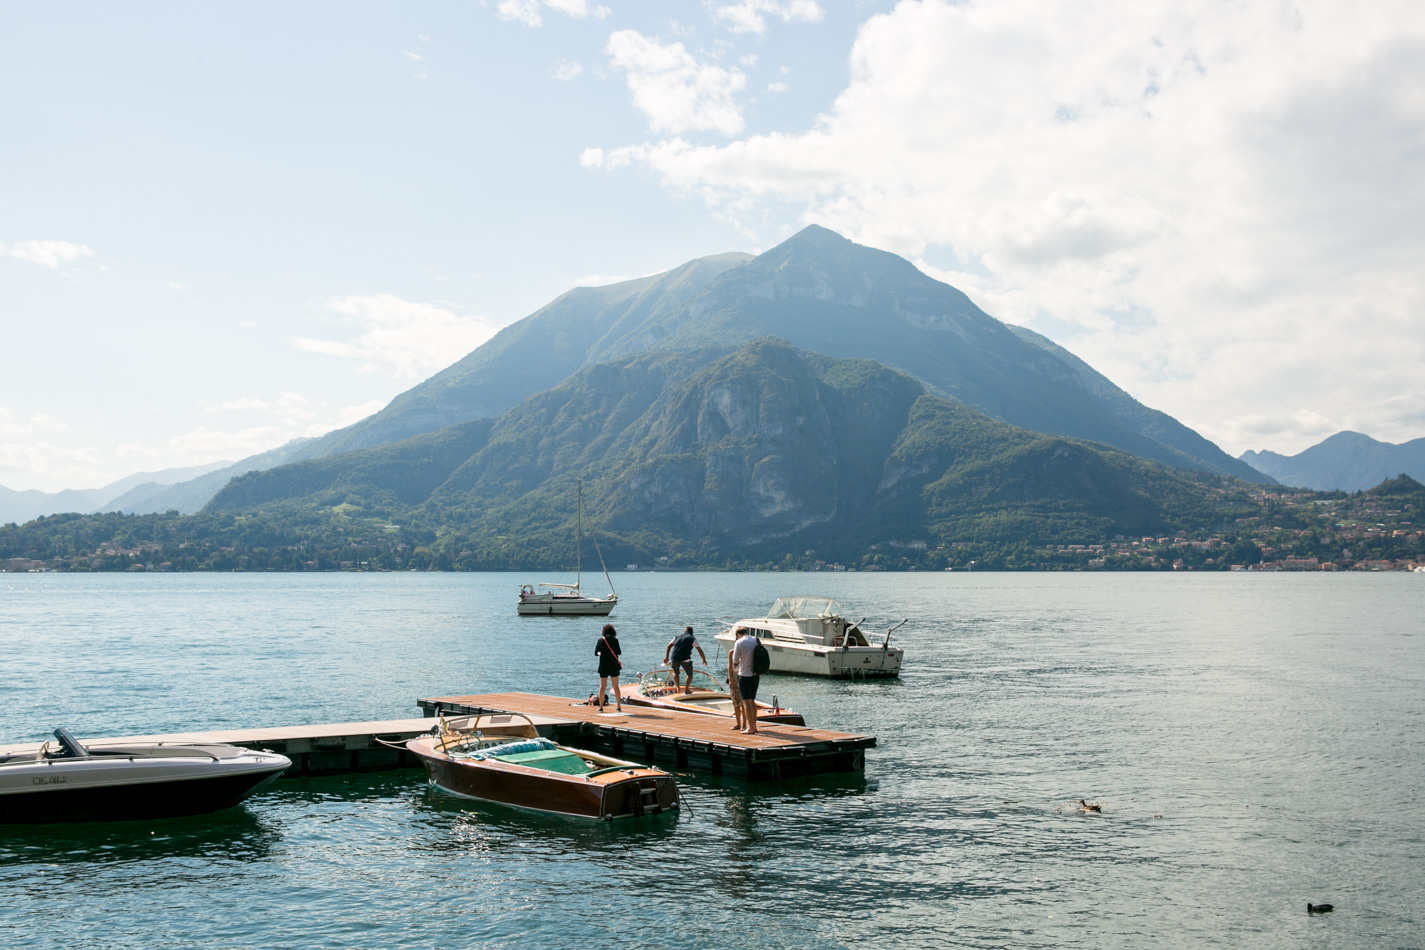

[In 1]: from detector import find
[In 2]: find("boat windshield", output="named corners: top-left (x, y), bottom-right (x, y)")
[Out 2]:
top-left (767, 596), bottom-right (842, 620)
top-left (639, 668), bottom-right (725, 695)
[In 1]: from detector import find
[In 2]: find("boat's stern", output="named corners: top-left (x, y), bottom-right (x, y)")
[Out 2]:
top-left (597, 770), bottom-right (679, 820)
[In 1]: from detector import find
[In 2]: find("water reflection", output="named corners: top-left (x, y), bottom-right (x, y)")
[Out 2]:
top-left (0, 807), bottom-right (280, 869)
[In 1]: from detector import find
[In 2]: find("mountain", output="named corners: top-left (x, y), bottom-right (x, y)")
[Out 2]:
top-left (0, 460), bottom-right (232, 525)
top-left (206, 339), bottom-right (1255, 565)
top-left (95, 440), bottom-right (315, 515)
top-left (290, 252), bottom-right (754, 459)
top-left (1241, 431), bottom-right (1425, 490)
top-left (285, 225), bottom-right (1265, 483)
top-left (106, 225), bottom-right (1267, 520)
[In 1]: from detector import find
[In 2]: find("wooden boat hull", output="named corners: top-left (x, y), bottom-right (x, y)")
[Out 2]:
top-left (406, 737), bottom-right (676, 820)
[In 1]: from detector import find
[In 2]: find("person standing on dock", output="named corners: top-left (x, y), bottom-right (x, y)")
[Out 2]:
top-left (727, 635), bottom-right (745, 732)
top-left (664, 625), bottom-right (707, 694)
top-left (595, 623), bottom-right (624, 712)
top-left (731, 627), bottom-right (760, 735)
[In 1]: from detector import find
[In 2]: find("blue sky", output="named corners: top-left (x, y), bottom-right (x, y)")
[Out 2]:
top-left (4, 0), bottom-right (1423, 491)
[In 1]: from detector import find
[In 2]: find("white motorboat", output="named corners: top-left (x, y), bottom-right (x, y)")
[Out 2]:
top-left (715, 596), bottom-right (906, 678)
top-left (517, 478), bottom-right (618, 616)
top-left (0, 728), bottom-right (291, 824)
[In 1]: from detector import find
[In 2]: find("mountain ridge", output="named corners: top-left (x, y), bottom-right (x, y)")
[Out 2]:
top-left (1241, 431), bottom-right (1425, 490)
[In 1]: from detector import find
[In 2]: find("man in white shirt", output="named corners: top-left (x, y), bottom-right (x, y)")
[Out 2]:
top-left (730, 628), bottom-right (761, 735)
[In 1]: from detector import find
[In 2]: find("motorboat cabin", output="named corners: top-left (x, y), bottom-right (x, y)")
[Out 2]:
top-left (714, 596), bottom-right (905, 678)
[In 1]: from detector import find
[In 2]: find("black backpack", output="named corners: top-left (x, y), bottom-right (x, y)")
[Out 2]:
top-left (752, 640), bottom-right (771, 675)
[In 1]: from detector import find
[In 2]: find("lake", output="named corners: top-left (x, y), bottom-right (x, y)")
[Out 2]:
top-left (2, 571), bottom-right (1422, 948)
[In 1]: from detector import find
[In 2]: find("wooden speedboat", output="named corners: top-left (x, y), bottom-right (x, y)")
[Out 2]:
top-left (0, 728), bottom-right (291, 824)
top-left (715, 596), bottom-right (907, 678)
top-left (405, 715), bottom-right (677, 820)
top-left (622, 668), bottom-right (805, 725)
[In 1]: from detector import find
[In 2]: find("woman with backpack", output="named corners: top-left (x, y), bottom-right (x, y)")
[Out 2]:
top-left (594, 623), bottom-right (623, 712)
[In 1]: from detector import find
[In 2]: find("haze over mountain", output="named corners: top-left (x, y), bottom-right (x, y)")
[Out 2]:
top-left (0, 460), bottom-right (231, 526)
top-left (7, 226), bottom-right (1272, 526)
top-left (295, 226), bottom-right (1265, 484)
top-left (1241, 432), bottom-right (1425, 491)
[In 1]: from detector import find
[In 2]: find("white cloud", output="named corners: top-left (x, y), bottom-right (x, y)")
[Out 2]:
top-left (167, 396), bottom-right (389, 464)
top-left (2, 240), bottom-right (93, 270)
top-left (294, 294), bottom-right (501, 378)
top-left (303, 400), bottom-right (387, 438)
top-left (116, 442), bottom-right (159, 459)
top-left (0, 442), bottom-right (103, 487)
top-left (498, 0), bottom-right (610, 27)
top-left (569, 273), bottom-right (635, 287)
top-left (606, 30), bottom-right (748, 136)
top-left (167, 426), bottom-right (288, 463)
top-left (0, 408), bottom-right (67, 437)
top-left (768, 81), bottom-right (789, 93)
top-left (714, 0), bottom-right (824, 35)
top-left (593, 0), bottom-right (1425, 454)
top-left (553, 59), bottom-right (585, 81)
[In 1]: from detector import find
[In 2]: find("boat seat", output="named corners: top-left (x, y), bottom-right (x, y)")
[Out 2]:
top-left (495, 748), bottom-right (596, 775)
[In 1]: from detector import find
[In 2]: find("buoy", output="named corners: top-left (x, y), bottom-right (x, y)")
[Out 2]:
top-left (1307, 903), bottom-right (1334, 914)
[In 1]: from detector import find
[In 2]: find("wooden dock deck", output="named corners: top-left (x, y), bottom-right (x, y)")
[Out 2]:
top-left (2, 694), bottom-right (877, 782)
top-left (420, 692), bottom-right (875, 780)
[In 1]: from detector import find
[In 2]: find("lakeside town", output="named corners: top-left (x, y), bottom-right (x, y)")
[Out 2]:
top-left (4, 480), bottom-right (1421, 575)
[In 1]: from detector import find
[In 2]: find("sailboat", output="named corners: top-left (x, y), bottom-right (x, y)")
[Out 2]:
top-left (516, 478), bottom-right (618, 616)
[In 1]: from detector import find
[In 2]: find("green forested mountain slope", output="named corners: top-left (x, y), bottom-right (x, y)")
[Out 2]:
top-left (201, 339), bottom-right (1256, 565)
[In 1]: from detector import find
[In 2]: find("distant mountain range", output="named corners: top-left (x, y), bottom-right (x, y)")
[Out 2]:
top-left (7, 225), bottom-right (1280, 529)
top-left (0, 460), bottom-right (232, 526)
top-left (1240, 432), bottom-right (1425, 491)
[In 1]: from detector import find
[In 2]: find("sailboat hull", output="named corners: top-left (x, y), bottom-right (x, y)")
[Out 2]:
top-left (517, 594), bottom-right (617, 616)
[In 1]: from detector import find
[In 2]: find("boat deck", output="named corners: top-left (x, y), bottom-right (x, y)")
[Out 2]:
top-left (419, 692), bottom-right (874, 780)
top-left (0, 715), bottom-right (569, 777)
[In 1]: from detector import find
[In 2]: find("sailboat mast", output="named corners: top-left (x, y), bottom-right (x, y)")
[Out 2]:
top-left (575, 477), bottom-right (583, 592)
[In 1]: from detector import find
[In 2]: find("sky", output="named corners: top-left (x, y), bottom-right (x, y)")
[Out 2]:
top-left (3, 0), bottom-right (1423, 493)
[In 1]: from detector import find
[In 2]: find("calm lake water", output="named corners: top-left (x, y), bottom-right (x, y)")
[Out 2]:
top-left (1, 572), bottom-right (1422, 949)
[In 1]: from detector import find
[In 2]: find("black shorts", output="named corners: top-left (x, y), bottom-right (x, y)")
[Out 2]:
top-left (672, 660), bottom-right (693, 676)
top-left (738, 675), bottom-right (760, 701)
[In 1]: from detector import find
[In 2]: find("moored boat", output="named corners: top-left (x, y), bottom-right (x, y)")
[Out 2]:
top-left (622, 667), bottom-right (805, 725)
top-left (714, 596), bottom-right (907, 678)
top-left (517, 478), bottom-right (618, 616)
top-left (405, 714), bottom-right (678, 820)
top-left (0, 728), bottom-right (291, 824)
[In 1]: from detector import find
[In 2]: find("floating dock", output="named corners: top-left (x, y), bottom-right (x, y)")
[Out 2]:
top-left (1, 694), bottom-right (876, 782)
top-left (0, 715), bottom-right (561, 777)
top-left (420, 692), bottom-right (875, 781)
